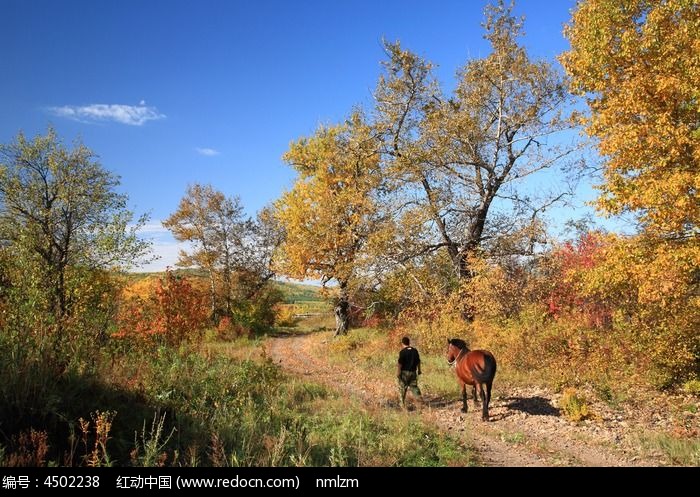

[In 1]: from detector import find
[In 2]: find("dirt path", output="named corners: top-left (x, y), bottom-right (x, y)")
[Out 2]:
top-left (267, 331), bottom-right (683, 467)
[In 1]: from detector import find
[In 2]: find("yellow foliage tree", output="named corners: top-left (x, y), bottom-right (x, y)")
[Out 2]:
top-left (562, 0), bottom-right (699, 238)
top-left (575, 234), bottom-right (700, 385)
top-left (376, 1), bottom-right (577, 282)
top-left (562, 0), bottom-right (700, 385)
top-left (274, 113), bottom-right (382, 335)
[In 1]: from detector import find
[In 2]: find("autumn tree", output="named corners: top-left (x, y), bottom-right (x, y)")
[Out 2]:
top-left (274, 112), bottom-right (383, 335)
top-left (163, 184), bottom-right (279, 320)
top-left (164, 184), bottom-right (248, 316)
top-left (376, 1), bottom-right (579, 284)
top-left (235, 205), bottom-right (283, 300)
top-left (561, 0), bottom-right (700, 384)
top-left (561, 0), bottom-right (699, 239)
top-left (0, 128), bottom-right (150, 334)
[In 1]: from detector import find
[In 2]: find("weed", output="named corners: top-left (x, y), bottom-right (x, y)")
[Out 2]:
top-left (80, 411), bottom-right (115, 467)
top-left (500, 431), bottom-right (526, 445)
top-left (560, 388), bottom-right (592, 422)
top-left (682, 380), bottom-right (700, 396)
top-left (639, 432), bottom-right (700, 466)
top-left (131, 412), bottom-right (174, 467)
top-left (3, 429), bottom-right (49, 467)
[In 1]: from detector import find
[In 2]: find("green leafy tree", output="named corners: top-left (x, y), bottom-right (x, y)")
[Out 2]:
top-left (0, 128), bottom-right (150, 335)
top-left (163, 184), bottom-right (280, 321)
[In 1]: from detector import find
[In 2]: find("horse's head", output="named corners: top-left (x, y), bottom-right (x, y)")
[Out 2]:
top-left (446, 338), bottom-right (469, 365)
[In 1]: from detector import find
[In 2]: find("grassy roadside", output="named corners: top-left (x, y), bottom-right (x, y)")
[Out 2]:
top-left (319, 326), bottom-right (466, 401)
top-left (205, 335), bottom-right (476, 467)
top-left (1, 328), bottom-right (475, 467)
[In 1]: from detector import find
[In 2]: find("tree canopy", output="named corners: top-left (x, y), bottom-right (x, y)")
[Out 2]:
top-left (274, 112), bottom-right (383, 335)
top-left (376, 0), bottom-right (579, 281)
top-left (163, 183), bottom-right (280, 319)
top-left (0, 128), bottom-right (150, 327)
top-left (561, 0), bottom-right (699, 239)
top-left (562, 0), bottom-right (700, 384)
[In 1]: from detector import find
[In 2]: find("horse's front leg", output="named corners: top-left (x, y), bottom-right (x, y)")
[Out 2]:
top-left (461, 383), bottom-right (468, 413)
top-left (472, 384), bottom-right (479, 405)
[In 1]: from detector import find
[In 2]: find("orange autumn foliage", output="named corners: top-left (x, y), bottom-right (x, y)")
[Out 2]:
top-left (115, 270), bottom-right (208, 345)
top-left (562, 0), bottom-right (699, 385)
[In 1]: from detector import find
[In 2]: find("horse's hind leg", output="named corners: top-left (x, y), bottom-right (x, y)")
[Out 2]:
top-left (486, 381), bottom-right (492, 405)
top-left (461, 383), bottom-right (468, 413)
top-left (472, 385), bottom-right (479, 404)
top-left (479, 384), bottom-right (489, 421)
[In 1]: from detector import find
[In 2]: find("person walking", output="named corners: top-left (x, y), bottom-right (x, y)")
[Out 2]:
top-left (397, 336), bottom-right (422, 409)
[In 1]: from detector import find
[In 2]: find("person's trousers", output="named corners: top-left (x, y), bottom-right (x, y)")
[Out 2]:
top-left (398, 370), bottom-right (421, 407)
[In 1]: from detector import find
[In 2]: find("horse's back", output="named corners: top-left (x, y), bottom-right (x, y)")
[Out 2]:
top-left (465, 349), bottom-right (497, 383)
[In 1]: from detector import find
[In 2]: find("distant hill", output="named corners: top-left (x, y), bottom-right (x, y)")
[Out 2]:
top-left (124, 268), bottom-right (208, 283)
top-left (272, 280), bottom-right (323, 303)
top-left (125, 270), bottom-right (324, 304)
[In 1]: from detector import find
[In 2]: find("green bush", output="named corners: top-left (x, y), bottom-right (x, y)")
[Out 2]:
top-left (559, 388), bottom-right (592, 422)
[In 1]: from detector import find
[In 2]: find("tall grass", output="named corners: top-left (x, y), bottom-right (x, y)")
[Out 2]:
top-left (0, 327), bottom-right (473, 466)
top-left (639, 432), bottom-right (700, 466)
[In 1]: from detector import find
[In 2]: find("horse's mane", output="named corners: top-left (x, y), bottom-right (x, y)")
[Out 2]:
top-left (449, 338), bottom-right (469, 351)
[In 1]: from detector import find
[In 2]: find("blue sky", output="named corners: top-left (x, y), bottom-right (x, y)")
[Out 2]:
top-left (1, 0), bottom-right (599, 271)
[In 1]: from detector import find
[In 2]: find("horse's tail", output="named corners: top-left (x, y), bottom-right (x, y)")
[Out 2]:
top-left (471, 352), bottom-right (497, 383)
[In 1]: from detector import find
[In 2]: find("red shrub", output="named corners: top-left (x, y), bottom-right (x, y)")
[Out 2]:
top-left (115, 269), bottom-right (208, 345)
top-left (547, 232), bottom-right (612, 328)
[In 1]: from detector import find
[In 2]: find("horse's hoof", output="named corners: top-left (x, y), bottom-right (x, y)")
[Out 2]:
top-left (461, 407), bottom-right (468, 413)
top-left (482, 416), bottom-right (489, 422)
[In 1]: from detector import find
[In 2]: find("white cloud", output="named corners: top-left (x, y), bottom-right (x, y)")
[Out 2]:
top-left (48, 103), bottom-right (165, 126)
top-left (132, 220), bottom-right (192, 272)
top-left (136, 240), bottom-right (183, 272)
top-left (136, 222), bottom-right (171, 236)
top-left (196, 147), bottom-right (220, 156)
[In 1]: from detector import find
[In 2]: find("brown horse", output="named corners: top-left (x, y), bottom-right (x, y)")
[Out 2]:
top-left (446, 338), bottom-right (497, 421)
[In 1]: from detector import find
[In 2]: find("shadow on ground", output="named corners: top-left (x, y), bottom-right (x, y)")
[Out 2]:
top-left (503, 396), bottom-right (560, 416)
top-left (424, 396), bottom-right (458, 409)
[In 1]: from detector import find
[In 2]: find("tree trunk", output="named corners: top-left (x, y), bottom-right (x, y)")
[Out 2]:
top-left (454, 196), bottom-right (493, 281)
top-left (455, 248), bottom-right (477, 322)
top-left (450, 249), bottom-right (472, 281)
top-left (222, 266), bottom-right (232, 316)
top-left (334, 282), bottom-right (350, 336)
top-left (207, 268), bottom-right (217, 320)
top-left (56, 267), bottom-right (67, 318)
